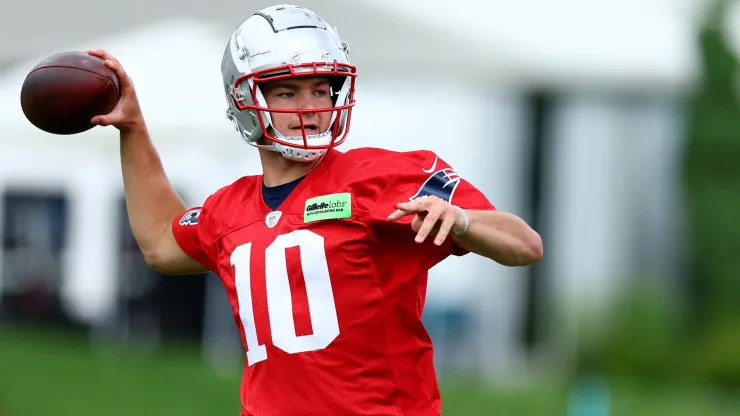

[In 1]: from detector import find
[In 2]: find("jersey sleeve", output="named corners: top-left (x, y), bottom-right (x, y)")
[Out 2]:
top-left (364, 150), bottom-right (495, 267)
top-left (171, 204), bottom-right (218, 272)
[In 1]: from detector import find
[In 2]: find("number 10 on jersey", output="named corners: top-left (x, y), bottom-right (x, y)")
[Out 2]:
top-left (230, 229), bottom-right (340, 366)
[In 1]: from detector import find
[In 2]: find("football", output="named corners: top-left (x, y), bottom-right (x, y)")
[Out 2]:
top-left (20, 51), bottom-right (120, 135)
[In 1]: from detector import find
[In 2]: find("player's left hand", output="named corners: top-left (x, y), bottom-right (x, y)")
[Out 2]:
top-left (387, 196), bottom-right (465, 246)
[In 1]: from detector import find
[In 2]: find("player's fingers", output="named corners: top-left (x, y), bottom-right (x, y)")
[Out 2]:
top-left (102, 59), bottom-right (132, 90)
top-left (396, 198), bottom-right (429, 213)
top-left (411, 216), bottom-right (440, 235)
top-left (86, 50), bottom-right (130, 88)
top-left (387, 208), bottom-right (415, 221)
top-left (434, 211), bottom-right (457, 246)
top-left (85, 49), bottom-right (105, 58)
top-left (388, 199), bottom-right (429, 220)
top-left (414, 207), bottom-right (444, 243)
top-left (86, 49), bottom-right (120, 65)
top-left (410, 214), bottom-right (424, 233)
top-left (410, 211), bottom-right (429, 232)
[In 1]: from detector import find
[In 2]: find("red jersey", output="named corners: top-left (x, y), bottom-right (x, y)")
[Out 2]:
top-left (172, 147), bottom-right (495, 416)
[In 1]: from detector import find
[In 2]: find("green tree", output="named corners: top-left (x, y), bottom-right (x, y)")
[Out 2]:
top-left (684, 0), bottom-right (740, 386)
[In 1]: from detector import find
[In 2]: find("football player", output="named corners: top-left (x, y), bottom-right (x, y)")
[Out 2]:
top-left (88, 4), bottom-right (542, 415)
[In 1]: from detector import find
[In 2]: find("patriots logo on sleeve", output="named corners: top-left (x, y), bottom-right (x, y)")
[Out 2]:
top-left (409, 168), bottom-right (461, 203)
top-left (179, 208), bottom-right (202, 226)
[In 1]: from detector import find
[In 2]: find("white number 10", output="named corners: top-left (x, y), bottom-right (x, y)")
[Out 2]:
top-left (230, 229), bottom-right (340, 366)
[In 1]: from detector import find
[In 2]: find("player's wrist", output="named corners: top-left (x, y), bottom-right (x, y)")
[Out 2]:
top-left (452, 206), bottom-right (469, 237)
top-left (119, 116), bottom-right (148, 138)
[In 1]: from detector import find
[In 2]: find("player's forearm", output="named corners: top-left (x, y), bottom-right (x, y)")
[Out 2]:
top-left (453, 210), bottom-right (543, 266)
top-left (119, 122), bottom-right (187, 261)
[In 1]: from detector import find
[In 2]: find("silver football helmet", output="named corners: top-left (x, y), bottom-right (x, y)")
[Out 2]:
top-left (221, 4), bottom-right (357, 162)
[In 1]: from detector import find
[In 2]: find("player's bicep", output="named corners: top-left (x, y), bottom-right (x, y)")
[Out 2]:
top-left (150, 224), bottom-right (210, 275)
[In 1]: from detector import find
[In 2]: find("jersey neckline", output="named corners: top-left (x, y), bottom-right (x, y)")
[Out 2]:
top-left (254, 148), bottom-right (341, 217)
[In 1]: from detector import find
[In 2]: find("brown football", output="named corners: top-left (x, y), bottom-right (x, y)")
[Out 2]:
top-left (20, 51), bottom-right (120, 135)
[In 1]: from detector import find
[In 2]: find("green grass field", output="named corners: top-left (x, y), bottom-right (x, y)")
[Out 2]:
top-left (1, 327), bottom-right (738, 415)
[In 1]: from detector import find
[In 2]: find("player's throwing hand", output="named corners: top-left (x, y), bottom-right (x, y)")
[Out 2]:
top-left (387, 196), bottom-right (467, 246)
top-left (85, 49), bottom-right (144, 131)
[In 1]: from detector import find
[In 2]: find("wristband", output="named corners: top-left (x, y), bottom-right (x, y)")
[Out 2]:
top-left (454, 206), bottom-right (469, 237)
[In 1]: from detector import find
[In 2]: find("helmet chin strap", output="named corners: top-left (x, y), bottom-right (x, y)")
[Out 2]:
top-left (258, 125), bottom-right (334, 161)
top-left (272, 127), bottom-right (333, 146)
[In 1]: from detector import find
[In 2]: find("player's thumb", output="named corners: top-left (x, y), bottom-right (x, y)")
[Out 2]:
top-left (91, 105), bottom-right (125, 126)
top-left (91, 115), bottom-right (111, 126)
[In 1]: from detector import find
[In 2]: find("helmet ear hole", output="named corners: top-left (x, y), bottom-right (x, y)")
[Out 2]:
top-left (328, 76), bottom-right (346, 105)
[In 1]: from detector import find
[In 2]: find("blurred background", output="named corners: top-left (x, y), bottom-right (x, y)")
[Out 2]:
top-left (1, 0), bottom-right (740, 414)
